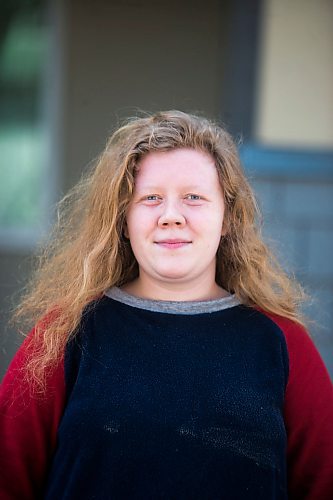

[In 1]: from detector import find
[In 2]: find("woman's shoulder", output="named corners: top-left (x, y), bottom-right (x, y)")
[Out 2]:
top-left (257, 308), bottom-right (332, 391)
top-left (255, 308), bottom-right (310, 344)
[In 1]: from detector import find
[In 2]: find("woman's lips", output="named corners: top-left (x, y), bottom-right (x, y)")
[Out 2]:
top-left (155, 241), bottom-right (191, 249)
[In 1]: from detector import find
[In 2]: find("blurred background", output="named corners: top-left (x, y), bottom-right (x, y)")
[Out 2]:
top-left (0, 0), bottom-right (332, 378)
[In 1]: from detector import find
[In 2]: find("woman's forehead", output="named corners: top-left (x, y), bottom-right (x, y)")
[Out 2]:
top-left (134, 148), bottom-right (218, 184)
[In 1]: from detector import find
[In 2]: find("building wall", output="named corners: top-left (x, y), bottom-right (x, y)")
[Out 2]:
top-left (251, 0), bottom-right (333, 374)
top-left (1, 0), bottom-right (332, 379)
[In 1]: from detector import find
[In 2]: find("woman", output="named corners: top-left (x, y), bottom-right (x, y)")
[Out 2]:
top-left (1, 110), bottom-right (332, 499)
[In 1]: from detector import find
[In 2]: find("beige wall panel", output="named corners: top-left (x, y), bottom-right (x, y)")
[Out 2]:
top-left (255, 0), bottom-right (333, 148)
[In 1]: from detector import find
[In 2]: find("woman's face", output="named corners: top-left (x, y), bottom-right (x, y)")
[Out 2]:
top-left (125, 148), bottom-right (226, 295)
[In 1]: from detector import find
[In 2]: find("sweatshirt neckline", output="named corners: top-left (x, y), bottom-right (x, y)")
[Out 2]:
top-left (104, 286), bottom-right (241, 315)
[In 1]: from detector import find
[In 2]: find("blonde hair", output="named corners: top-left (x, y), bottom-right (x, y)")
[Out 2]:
top-left (14, 110), bottom-right (306, 390)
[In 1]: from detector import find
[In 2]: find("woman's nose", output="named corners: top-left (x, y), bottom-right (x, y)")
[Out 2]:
top-left (157, 203), bottom-right (186, 227)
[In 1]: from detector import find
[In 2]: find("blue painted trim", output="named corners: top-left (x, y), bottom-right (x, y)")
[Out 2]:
top-left (239, 143), bottom-right (333, 179)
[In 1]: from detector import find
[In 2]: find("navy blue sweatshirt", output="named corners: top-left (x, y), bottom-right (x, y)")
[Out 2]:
top-left (44, 289), bottom-right (290, 499)
top-left (2, 288), bottom-right (333, 499)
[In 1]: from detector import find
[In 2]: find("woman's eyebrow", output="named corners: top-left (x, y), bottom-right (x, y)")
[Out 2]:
top-left (136, 186), bottom-right (162, 192)
top-left (137, 185), bottom-right (206, 192)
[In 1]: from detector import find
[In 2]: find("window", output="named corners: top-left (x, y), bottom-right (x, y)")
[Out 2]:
top-left (0, 0), bottom-right (50, 249)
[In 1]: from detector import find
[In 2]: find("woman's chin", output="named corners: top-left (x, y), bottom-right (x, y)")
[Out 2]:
top-left (154, 269), bottom-right (194, 283)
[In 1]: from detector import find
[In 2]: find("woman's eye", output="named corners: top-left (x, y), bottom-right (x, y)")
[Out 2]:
top-left (145, 195), bottom-right (160, 201)
top-left (185, 194), bottom-right (201, 201)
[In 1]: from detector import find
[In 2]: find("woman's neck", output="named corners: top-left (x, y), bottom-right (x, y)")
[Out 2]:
top-left (121, 278), bottom-right (230, 302)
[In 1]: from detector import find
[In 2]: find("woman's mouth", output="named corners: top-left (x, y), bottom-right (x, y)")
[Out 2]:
top-left (155, 240), bottom-right (191, 249)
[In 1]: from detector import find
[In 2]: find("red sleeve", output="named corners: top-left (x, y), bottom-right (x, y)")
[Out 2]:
top-left (263, 312), bottom-right (333, 499)
top-left (0, 328), bottom-right (66, 499)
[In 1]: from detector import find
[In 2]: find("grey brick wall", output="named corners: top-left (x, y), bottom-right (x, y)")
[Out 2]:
top-left (252, 178), bottom-right (333, 376)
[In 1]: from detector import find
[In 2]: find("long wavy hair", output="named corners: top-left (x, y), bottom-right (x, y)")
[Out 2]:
top-left (14, 110), bottom-right (306, 390)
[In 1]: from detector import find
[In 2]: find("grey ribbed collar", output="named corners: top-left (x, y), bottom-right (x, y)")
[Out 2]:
top-left (104, 287), bottom-right (241, 315)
